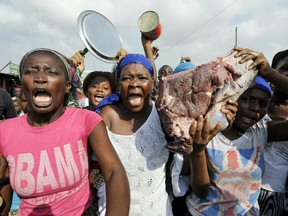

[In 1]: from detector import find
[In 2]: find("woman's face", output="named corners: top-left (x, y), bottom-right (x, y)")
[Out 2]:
top-left (234, 88), bottom-right (270, 131)
top-left (87, 76), bottom-right (112, 107)
top-left (119, 64), bottom-right (153, 112)
top-left (21, 52), bottom-right (71, 114)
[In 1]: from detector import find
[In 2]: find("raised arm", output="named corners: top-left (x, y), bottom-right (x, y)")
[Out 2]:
top-left (234, 47), bottom-right (288, 142)
top-left (234, 47), bottom-right (288, 93)
top-left (70, 50), bottom-right (85, 74)
top-left (89, 121), bottom-right (130, 216)
top-left (141, 34), bottom-right (158, 83)
top-left (167, 99), bottom-right (237, 199)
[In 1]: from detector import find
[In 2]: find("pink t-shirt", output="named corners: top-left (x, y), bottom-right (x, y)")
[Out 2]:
top-left (0, 107), bottom-right (102, 215)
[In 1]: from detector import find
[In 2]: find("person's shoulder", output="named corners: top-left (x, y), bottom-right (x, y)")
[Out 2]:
top-left (66, 107), bottom-right (102, 125)
top-left (100, 104), bottom-right (118, 116)
top-left (0, 88), bottom-right (11, 98)
top-left (0, 115), bottom-right (23, 127)
top-left (66, 107), bottom-right (99, 117)
top-left (99, 104), bottom-right (120, 128)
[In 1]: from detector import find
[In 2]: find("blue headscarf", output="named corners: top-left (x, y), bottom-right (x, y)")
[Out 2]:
top-left (173, 62), bottom-right (195, 74)
top-left (249, 75), bottom-right (272, 99)
top-left (95, 54), bottom-right (154, 113)
top-left (115, 54), bottom-right (154, 80)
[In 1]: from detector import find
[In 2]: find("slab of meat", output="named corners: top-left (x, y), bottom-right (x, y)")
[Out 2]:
top-left (156, 50), bottom-right (258, 145)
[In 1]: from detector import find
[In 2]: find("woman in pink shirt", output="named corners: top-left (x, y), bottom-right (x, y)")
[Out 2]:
top-left (0, 48), bottom-right (130, 216)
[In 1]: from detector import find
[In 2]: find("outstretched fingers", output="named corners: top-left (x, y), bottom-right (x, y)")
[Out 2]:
top-left (233, 47), bottom-right (272, 76)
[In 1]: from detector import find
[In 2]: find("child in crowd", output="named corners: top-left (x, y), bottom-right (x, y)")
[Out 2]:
top-left (19, 89), bottom-right (29, 114)
top-left (82, 71), bottom-right (117, 111)
top-left (158, 65), bottom-right (173, 81)
top-left (82, 71), bottom-right (118, 202)
top-left (171, 47), bottom-right (288, 216)
top-left (0, 48), bottom-right (130, 215)
top-left (12, 98), bottom-right (21, 116)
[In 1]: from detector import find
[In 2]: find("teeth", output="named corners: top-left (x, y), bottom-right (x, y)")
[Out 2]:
top-left (129, 95), bottom-right (142, 105)
top-left (35, 95), bottom-right (51, 104)
top-left (35, 98), bottom-right (49, 103)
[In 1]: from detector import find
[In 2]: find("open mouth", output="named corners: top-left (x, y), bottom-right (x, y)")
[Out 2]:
top-left (128, 93), bottom-right (143, 106)
top-left (94, 94), bottom-right (104, 103)
top-left (241, 115), bottom-right (257, 126)
top-left (33, 89), bottom-right (52, 107)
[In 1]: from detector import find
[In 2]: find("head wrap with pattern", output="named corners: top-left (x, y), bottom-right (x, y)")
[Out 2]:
top-left (19, 48), bottom-right (82, 107)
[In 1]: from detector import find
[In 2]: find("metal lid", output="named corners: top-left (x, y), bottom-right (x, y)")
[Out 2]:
top-left (77, 10), bottom-right (122, 63)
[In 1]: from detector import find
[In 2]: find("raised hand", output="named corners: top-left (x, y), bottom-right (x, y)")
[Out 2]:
top-left (234, 47), bottom-right (274, 77)
top-left (166, 115), bottom-right (222, 155)
top-left (70, 50), bottom-right (85, 74)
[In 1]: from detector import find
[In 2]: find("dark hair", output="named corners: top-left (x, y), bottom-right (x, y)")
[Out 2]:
top-left (158, 65), bottom-right (172, 73)
top-left (82, 71), bottom-right (117, 96)
top-left (271, 49), bottom-right (288, 69)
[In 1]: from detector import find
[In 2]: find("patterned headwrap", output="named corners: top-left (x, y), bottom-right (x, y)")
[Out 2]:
top-left (115, 53), bottom-right (154, 80)
top-left (19, 48), bottom-right (82, 107)
top-left (249, 75), bottom-right (272, 99)
top-left (19, 48), bottom-right (81, 87)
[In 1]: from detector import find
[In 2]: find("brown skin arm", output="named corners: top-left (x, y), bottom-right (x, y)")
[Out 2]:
top-left (234, 47), bottom-right (288, 143)
top-left (234, 47), bottom-right (288, 94)
top-left (173, 116), bottom-right (222, 199)
top-left (0, 156), bottom-right (12, 216)
top-left (187, 116), bottom-right (222, 199)
top-left (0, 183), bottom-right (12, 216)
top-left (89, 121), bottom-right (130, 216)
top-left (141, 34), bottom-right (157, 83)
top-left (177, 100), bottom-right (237, 199)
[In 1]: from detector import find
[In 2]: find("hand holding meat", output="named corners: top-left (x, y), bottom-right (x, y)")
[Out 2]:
top-left (190, 116), bottom-right (222, 153)
top-left (165, 115), bottom-right (221, 155)
top-left (234, 47), bottom-right (274, 77)
top-left (166, 99), bottom-right (237, 154)
top-left (157, 48), bottom-right (257, 145)
top-left (220, 99), bottom-right (238, 127)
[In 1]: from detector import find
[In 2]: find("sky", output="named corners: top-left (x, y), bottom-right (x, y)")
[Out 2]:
top-left (0, 0), bottom-right (287, 75)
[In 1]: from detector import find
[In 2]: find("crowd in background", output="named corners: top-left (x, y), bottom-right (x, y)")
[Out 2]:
top-left (0, 29), bottom-right (287, 216)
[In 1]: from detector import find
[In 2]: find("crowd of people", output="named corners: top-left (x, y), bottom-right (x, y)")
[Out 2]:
top-left (0, 24), bottom-right (287, 216)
